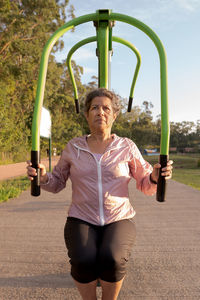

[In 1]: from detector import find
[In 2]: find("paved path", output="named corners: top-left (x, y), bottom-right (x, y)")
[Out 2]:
top-left (0, 157), bottom-right (59, 181)
top-left (0, 180), bottom-right (200, 299)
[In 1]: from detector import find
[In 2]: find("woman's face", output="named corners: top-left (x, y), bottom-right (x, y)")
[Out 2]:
top-left (85, 96), bottom-right (117, 133)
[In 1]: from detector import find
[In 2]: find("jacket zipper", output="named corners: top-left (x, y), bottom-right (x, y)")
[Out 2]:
top-left (73, 144), bottom-right (105, 225)
top-left (95, 157), bottom-right (104, 226)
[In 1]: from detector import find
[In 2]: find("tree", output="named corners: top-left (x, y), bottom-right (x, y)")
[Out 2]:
top-left (0, 0), bottom-right (77, 160)
top-left (170, 121), bottom-right (196, 149)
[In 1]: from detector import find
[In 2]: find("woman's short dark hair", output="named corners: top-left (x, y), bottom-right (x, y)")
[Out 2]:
top-left (84, 88), bottom-right (121, 114)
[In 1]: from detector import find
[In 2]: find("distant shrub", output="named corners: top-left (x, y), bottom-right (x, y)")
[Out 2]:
top-left (197, 159), bottom-right (200, 168)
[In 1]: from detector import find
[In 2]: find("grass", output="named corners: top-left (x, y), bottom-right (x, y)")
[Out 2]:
top-left (144, 154), bottom-right (200, 191)
top-left (0, 159), bottom-right (14, 165)
top-left (0, 176), bottom-right (30, 203)
top-left (172, 169), bottom-right (200, 190)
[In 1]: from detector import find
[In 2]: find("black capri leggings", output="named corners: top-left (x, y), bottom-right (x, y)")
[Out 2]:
top-left (64, 217), bottom-right (136, 283)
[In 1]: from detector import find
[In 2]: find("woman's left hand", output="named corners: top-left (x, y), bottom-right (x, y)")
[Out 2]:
top-left (151, 160), bottom-right (173, 183)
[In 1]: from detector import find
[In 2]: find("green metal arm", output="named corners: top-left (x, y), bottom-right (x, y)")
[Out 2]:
top-left (66, 36), bottom-right (141, 113)
top-left (31, 13), bottom-right (98, 196)
top-left (109, 13), bottom-right (169, 156)
top-left (109, 12), bottom-right (169, 202)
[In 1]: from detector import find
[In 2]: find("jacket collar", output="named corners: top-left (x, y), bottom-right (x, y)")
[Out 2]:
top-left (72, 134), bottom-right (125, 153)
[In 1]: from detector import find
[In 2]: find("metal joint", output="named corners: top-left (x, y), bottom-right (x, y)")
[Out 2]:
top-left (93, 9), bottom-right (114, 29)
top-left (93, 20), bottom-right (115, 29)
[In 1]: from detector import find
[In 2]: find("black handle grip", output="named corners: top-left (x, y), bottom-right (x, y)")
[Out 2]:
top-left (127, 96), bottom-right (133, 112)
top-left (75, 98), bottom-right (80, 113)
top-left (156, 154), bottom-right (168, 202)
top-left (31, 150), bottom-right (40, 196)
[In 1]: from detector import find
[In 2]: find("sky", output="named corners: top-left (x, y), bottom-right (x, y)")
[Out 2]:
top-left (55, 0), bottom-right (200, 124)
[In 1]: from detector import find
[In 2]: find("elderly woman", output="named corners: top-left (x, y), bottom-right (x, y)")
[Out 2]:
top-left (27, 88), bottom-right (173, 300)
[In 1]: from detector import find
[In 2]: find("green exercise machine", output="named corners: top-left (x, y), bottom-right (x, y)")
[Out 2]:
top-left (31, 9), bottom-right (170, 202)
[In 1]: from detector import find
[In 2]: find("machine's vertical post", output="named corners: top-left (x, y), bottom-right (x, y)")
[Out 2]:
top-left (95, 10), bottom-right (112, 88)
top-left (96, 21), bottom-right (109, 88)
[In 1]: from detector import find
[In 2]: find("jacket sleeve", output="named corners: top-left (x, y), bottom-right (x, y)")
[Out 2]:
top-left (41, 143), bottom-right (70, 193)
top-left (128, 140), bottom-right (157, 196)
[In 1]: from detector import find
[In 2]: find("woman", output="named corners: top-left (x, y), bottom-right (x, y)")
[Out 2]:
top-left (27, 88), bottom-right (173, 300)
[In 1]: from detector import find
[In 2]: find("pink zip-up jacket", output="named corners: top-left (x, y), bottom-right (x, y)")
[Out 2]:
top-left (41, 134), bottom-right (157, 226)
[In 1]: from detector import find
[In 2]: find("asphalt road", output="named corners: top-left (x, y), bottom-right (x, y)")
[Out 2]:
top-left (0, 180), bottom-right (200, 300)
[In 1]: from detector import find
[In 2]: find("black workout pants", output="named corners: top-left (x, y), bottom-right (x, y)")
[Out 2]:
top-left (64, 217), bottom-right (136, 283)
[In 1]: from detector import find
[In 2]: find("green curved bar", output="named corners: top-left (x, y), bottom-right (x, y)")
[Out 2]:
top-left (66, 36), bottom-right (141, 106)
top-left (32, 13), bottom-right (98, 151)
top-left (66, 37), bottom-right (97, 100)
top-left (112, 37), bottom-right (141, 99)
top-left (109, 13), bottom-right (169, 155)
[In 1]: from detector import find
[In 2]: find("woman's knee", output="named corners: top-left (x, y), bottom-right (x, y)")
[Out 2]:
top-left (98, 248), bottom-right (127, 282)
top-left (100, 248), bottom-right (125, 270)
top-left (98, 220), bottom-right (136, 282)
top-left (71, 253), bottom-right (97, 283)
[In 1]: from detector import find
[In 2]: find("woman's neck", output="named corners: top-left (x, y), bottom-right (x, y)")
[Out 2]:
top-left (89, 131), bottom-right (112, 143)
top-left (87, 131), bottom-right (114, 154)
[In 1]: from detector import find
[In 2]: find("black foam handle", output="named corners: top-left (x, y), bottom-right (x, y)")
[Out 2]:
top-left (31, 150), bottom-right (40, 196)
top-left (156, 154), bottom-right (168, 202)
top-left (127, 96), bottom-right (133, 112)
top-left (75, 99), bottom-right (80, 114)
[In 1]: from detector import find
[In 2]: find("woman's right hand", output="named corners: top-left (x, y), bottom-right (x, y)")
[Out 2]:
top-left (26, 161), bottom-right (48, 184)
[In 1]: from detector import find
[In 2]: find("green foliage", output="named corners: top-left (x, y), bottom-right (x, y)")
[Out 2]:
top-left (113, 101), bottom-right (160, 148)
top-left (0, 0), bottom-right (79, 160)
top-left (0, 176), bottom-right (30, 202)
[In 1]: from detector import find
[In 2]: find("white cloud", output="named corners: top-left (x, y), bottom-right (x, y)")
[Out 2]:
top-left (72, 47), bottom-right (96, 62)
top-left (55, 43), bottom-right (96, 63)
top-left (175, 0), bottom-right (200, 12)
top-left (83, 67), bottom-right (97, 74)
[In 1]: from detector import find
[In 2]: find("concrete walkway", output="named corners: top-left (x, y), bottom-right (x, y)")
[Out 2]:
top-left (0, 180), bottom-right (200, 299)
top-left (0, 157), bottom-right (59, 181)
